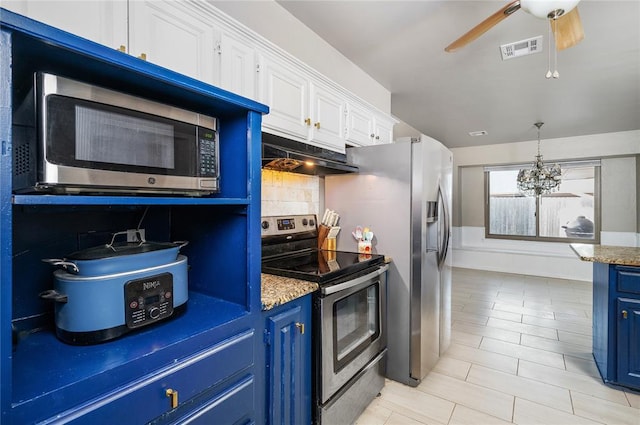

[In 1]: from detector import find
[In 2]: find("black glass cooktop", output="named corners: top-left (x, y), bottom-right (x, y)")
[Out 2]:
top-left (262, 249), bottom-right (385, 284)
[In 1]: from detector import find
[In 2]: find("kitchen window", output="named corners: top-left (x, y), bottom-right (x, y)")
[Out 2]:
top-left (484, 161), bottom-right (600, 243)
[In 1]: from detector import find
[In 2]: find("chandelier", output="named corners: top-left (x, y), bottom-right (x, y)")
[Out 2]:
top-left (516, 122), bottom-right (562, 196)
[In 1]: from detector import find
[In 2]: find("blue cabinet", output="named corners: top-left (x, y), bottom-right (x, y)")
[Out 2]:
top-left (263, 295), bottom-right (312, 425)
top-left (592, 264), bottom-right (640, 390)
top-left (0, 8), bottom-right (268, 424)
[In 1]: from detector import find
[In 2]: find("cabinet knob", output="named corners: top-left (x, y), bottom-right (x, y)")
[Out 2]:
top-left (117, 45), bottom-right (127, 53)
top-left (622, 310), bottom-right (628, 319)
top-left (138, 52), bottom-right (147, 61)
top-left (314, 122), bottom-right (321, 130)
top-left (375, 135), bottom-right (380, 140)
top-left (295, 322), bottom-right (305, 334)
top-left (304, 118), bottom-right (311, 126)
top-left (370, 133), bottom-right (375, 138)
top-left (166, 388), bottom-right (179, 409)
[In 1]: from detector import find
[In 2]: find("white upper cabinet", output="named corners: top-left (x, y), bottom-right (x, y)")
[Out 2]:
top-left (345, 102), bottom-right (374, 147)
top-left (2, 1), bottom-right (127, 48)
top-left (373, 114), bottom-right (395, 145)
top-left (260, 53), bottom-right (310, 141)
top-left (4, 1), bottom-right (216, 85)
top-left (346, 103), bottom-right (397, 147)
top-left (217, 32), bottom-right (258, 101)
top-left (260, 53), bottom-right (346, 152)
top-left (308, 82), bottom-right (345, 151)
top-left (128, 1), bottom-right (216, 84)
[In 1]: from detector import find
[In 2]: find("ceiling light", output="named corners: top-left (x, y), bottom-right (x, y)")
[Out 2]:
top-left (516, 122), bottom-right (562, 197)
top-left (468, 130), bottom-right (488, 137)
top-left (519, 0), bottom-right (580, 19)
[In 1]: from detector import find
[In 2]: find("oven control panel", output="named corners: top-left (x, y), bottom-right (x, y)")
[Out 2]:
top-left (261, 214), bottom-right (317, 237)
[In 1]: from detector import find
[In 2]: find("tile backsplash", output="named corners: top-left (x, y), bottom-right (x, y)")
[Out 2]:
top-left (261, 169), bottom-right (321, 216)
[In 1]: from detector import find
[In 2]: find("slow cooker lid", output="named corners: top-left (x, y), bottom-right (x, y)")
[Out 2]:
top-left (66, 241), bottom-right (180, 260)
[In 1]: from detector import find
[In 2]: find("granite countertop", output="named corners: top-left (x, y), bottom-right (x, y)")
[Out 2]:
top-left (261, 273), bottom-right (319, 311)
top-left (570, 243), bottom-right (640, 267)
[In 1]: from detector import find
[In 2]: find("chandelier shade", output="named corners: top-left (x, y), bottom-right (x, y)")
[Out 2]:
top-left (516, 122), bottom-right (562, 196)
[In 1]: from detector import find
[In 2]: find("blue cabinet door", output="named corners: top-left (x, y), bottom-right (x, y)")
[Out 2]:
top-left (264, 296), bottom-right (311, 425)
top-left (617, 298), bottom-right (640, 389)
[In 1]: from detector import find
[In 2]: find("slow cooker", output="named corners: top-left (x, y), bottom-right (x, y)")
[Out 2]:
top-left (41, 238), bottom-right (189, 345)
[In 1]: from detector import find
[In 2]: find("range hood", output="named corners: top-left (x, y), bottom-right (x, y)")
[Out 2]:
top-left (261, 133), bottom-right (358, 175)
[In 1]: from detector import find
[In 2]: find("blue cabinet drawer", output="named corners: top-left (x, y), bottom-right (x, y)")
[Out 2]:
top-left (617, 268), bottom-right (640, 295)
top-left (45, 329), bottom-right (255, 424)
top-left (159, 374), bottom-right (254, 425)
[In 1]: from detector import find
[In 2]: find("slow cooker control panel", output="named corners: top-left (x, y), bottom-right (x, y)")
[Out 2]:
top-left (125, 272), bottom-right (174, 329)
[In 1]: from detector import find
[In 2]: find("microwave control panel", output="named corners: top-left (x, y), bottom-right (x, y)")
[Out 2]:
top-left (198, 127), bottom-right (218, 177)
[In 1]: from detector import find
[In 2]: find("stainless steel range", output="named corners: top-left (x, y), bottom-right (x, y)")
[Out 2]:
top-left (261, 214), bottom-right (389, 425)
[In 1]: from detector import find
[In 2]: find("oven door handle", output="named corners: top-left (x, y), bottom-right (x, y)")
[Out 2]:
top-left (321, 264), bottom-right (389, 296)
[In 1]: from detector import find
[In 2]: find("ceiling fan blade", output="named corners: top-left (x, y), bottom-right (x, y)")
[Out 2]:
top-left (551, 7), bottom-right (584, 50)
top-left (445, 0), bottom-right (521, 52)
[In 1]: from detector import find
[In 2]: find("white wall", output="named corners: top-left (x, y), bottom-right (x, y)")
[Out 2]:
top-left (451, 130), bottom-right (640, 281)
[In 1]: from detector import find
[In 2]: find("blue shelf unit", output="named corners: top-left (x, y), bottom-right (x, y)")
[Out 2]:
top-left (1, 9), bottom-right (268, 424)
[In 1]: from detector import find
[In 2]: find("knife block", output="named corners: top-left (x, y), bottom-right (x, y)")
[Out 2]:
top-left (322, 237), bottom-right (336, 251)
top-left (318, 224), bottom-right (339, 251)
top-left (318, 224), bottom-right (331, 249)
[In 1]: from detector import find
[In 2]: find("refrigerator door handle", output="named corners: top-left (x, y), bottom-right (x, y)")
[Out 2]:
top-left (437, 185), bottom-right (450, 268)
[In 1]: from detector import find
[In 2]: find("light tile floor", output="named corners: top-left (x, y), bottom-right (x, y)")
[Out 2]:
top-left (355, 268), bottom-right (640, 425)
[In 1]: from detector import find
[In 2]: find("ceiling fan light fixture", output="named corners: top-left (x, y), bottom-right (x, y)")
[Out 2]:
top-left (444, 0), bottom-right (583, 52)
top-left (519, 0), bottom-right (580, 19)
top-left (547, 9), bottom-right (565, 19)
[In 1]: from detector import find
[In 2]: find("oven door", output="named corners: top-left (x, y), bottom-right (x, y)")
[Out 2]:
top-left (318, 264), bottom-right (388, 403)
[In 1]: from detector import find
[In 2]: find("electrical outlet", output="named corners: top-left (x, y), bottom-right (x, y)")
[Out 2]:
top-left (127, 229), bottom-right (145, 242)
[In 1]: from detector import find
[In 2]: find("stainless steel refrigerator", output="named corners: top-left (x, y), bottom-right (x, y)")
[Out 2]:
top-left (325, 135), bottom-right (452, 387)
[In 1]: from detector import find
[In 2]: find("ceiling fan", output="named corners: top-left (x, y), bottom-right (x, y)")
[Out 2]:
top-left (445, 0), bottom-right (584, 52)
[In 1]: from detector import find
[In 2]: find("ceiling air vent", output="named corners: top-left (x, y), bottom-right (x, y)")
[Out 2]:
top-left (500, 36), bottom-right (543, 60)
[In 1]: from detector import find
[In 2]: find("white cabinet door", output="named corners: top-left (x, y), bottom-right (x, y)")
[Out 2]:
top-left (128, 1), bottom-right (216, 84)
top-left (346, 102), bottom-right (396, 146)
top-left (2, 0), bottom-right (126, 49)
top-left (260, 54), bottom-right (309, 141)
top-left (309, 82), bottom-right (345, 152)
top-left (219, 32), bottom-right (258, 101)
top-left (373, 115), bottom-right (395, 145)
top-left (345, 102), bottom-right (374, 147)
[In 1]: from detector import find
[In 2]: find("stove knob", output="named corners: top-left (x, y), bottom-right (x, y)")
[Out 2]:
top-left (148, 307), bottom-right (160, 320)
top-left (261, 220), bottom-right (270, 230)
top-left (309, 219), bottom-right (315, 226)
top-left (302, 218), bottom-right (308, 226)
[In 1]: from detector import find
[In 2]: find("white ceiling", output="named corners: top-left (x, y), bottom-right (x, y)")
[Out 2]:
top-left (275, 0), bottom-right (640, 148)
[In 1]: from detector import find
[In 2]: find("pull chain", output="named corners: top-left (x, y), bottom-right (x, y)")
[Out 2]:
top-left (552, 18), bottom-right (559, 79)
top-left (546, 23), bottom-right (552, 78)
top-left (546, 19), bottom-right (560, 79)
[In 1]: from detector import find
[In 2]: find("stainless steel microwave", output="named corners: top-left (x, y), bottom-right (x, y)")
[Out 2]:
top-left (12, 72), bottom-right (219, 195)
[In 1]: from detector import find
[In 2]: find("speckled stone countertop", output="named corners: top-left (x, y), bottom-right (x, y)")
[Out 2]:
top-left (261, 273), bottom-right (319, 311)
top-left (570, 244), bottom-right (640, 267)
